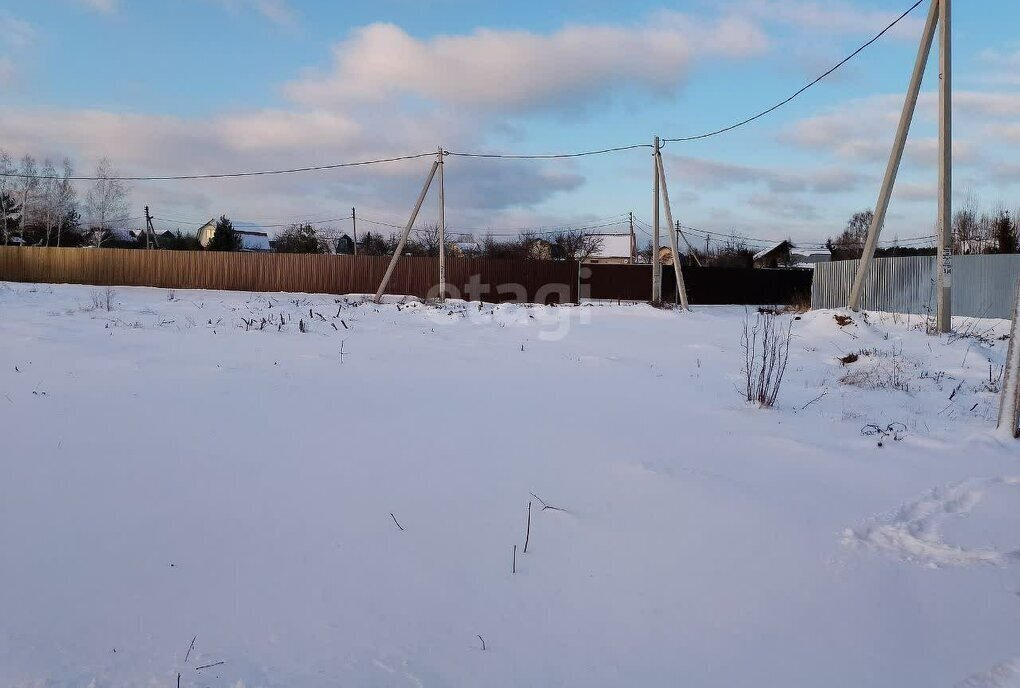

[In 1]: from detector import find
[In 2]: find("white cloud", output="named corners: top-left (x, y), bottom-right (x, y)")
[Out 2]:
top-left (75, 0), bottom-right (118, 14)
top-left (209, 0), bottom-right (299, 30)
top-left (0, 12), bottom-right (35, 49)
top-left (735, 0), bottom-right (925, 38)
top-left (666, 154), bottom-right (868, 194)
top-left (286, 14), bottom-right (768, 112)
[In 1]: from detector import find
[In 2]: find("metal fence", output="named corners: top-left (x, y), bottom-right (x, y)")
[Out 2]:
top-left (0, 246), bottom-right (580, 304)
top-left (811, 254), bottom-right (1020, 319)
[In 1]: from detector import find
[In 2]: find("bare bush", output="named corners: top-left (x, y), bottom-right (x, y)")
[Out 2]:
top-left (741, 309), bottom-right (793, 408)
top-left (90, 286), bottom-right (116, 312)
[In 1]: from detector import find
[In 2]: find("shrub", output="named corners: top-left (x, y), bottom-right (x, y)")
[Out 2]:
top-left (741, 309), bottom-right (793, 408)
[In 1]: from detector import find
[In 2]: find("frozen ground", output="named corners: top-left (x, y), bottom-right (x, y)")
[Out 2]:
top-left (1, 281), bottom-right (1018, 688)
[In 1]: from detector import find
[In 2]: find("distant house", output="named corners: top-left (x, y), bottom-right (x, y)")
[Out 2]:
top-left (448, 241), bottom-right (481, 258)
top-left (658, 246), bottom-right (675, 266)
top-left (525, 238), bottom-right (553, 261)
top-left (334, 234), bottom-right (355, 255)
top-left (753, 241), bottom-right (828, 269)
top-left (584, 233), bottom-right (636, 264)
top-left (128, 229), bottom-right (177, 244)
top-left (790, 247), bottom-right (831, 267)
top-left (196, 219), bottom-right (270, 251)
top-left (753, 241), bottom-right (794, 268)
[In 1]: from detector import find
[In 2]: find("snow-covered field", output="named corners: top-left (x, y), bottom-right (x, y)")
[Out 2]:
top-left (1, 281), bottom-right (1018, 688)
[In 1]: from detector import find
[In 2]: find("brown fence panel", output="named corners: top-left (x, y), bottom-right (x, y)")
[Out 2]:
top-left (583, 264), bottom-right (652, 301)
top-left (0, 247), bottom-right (578, 304)
top-left (583, 262), bottom-right (813, 305)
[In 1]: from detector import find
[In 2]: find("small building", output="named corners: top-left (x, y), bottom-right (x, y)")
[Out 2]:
top-left (525, 238), bottom-right (553, 261)
top-left (334, 234), bottom-right (355, 255)
top-left (753, 241), bottom-right (794, 269)
top-left (236, 230), bottom-right (271, 252)
top-left (196, 219), bottom-right (270, 251)
top-left (658, 246), bottom-right (674, 266)
top-left (448, 241), bottom-right (481, 258)
top-left (585, 233), bottom-right (637, 264)
top-left (790, 247), bottom-right (831, 267)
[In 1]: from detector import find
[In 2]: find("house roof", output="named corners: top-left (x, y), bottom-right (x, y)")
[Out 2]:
top-left (791, 248), bottom-right (832, 258)
top-left (589, 233), bottom-right (633, 259)
top-left (235, 230), bottom-right (271, 251)
top-left (752, 241), bottom-right (786, 261)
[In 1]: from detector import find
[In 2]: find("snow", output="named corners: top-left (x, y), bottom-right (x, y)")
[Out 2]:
top-left (1, 281), bottom-right (1019, 688)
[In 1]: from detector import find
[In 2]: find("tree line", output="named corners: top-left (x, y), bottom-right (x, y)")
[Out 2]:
top-left (827, 201), bottom-right (1019, 261)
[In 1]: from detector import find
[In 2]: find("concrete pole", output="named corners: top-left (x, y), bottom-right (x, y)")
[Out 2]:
top-left (352, 207), bottom-right (358, 256)
top-left (848, 0), bottom-right (939, 311)
top-left (629, 212), bottom-right (636, 264)
top-left (654, 150), bottom-right (690, 310)
top-left (936, 0), bottom-right (952, 333)
top-left (437, 146), bottom-right (446, 302)
top-left (652, 136), bottom-right (661, 304)
top-left (374, 160), bottom-right (439, 303)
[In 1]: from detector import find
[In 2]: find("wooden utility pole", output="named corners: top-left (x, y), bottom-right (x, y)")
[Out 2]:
top-left (352, 207), bottom-right (358, 256)
top-left (437, 146), bottom-right (446, 302)
top-left (848, 0), bottom-right (940, 316)
top-left (652, 136), bottom-right (661, 304)
top-left (374, 161), bottom-right (439, 303)
top-left (936, 0), bottom-right (952, 333)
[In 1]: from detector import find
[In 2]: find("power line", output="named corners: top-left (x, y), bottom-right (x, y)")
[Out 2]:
top-left (662, 0), bottom-right (927, 143)
top-left (0, 152), bottom-right (436, 182)
top-left (445, 144), bottom-right (651, 160)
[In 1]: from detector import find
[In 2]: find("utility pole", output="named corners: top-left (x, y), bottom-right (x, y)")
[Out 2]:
top-left (654, 147), bottom-right (690, 310)
top-left (848, 0), bottom-right (940, 319)
top-left (351, 207), bottom-right (358, 256)
top-left (374, 160), bottom-right (439, 303)
top-left (438, 146), bottom-right (446, 302)
top-left (628, 211), bottom-right (636, 264)
top-left (144, 205), bottom-right (159, 249)
top-left (652, 136), bottom-right (661, 304)
top-left (936, 0), bottom-right (952, 333)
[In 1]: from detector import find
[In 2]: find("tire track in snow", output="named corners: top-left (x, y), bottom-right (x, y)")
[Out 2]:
top-left (844, 477), bottom-right (1020, 567)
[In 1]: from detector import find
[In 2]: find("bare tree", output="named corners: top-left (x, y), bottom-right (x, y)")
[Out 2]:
top-left (550, 230), bottom-right (604, 262)
top-left (85, 158), bottom-right (129, 247)
top-left (15, 155), bottom-right (39, 243)
top-left (0, 150), bottom-right (14, 244)
top-left (38, 159), bottom-right (59, 246)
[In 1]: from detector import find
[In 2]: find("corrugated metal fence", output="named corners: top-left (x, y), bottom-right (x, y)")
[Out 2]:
top-left (812, 254), bottom-right (1020, 318)
top-left (0, 246), bottom-right (580, 304)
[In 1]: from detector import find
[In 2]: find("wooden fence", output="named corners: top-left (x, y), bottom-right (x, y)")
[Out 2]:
top-left (0, 246), bottom-right (580, 304)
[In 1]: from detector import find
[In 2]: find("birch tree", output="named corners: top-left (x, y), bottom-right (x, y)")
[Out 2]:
top-left (0, 151), bottom-right (14, 244)
top-left (15, 155), bottom-right (39, 242)
top-left (85, 158), bottom-right (129, 247)
top-left (38, 159), bottom-right (58, 246)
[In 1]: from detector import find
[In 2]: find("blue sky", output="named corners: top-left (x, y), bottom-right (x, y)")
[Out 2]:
top-left (3, 0), bottom-right (1020, 247)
